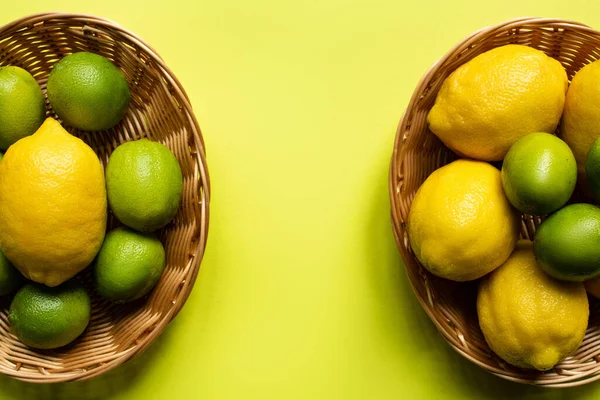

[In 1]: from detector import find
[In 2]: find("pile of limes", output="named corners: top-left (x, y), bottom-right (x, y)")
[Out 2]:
top-left (0, 53), bottom-right (183, 350)
top-left (409, 44), bottom-right (600, 371)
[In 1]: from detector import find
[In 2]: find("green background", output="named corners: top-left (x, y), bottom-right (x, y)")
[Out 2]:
top-left (3, 0), bottom-right (600, 399)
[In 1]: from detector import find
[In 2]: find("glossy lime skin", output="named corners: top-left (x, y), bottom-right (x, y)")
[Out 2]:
top-left (586, 137), bottom-right (600, 202)
top-left (501, 132), bottom-right (576, 215)
top-left (94, 227), bottom-right (166, 303)
top-left (534, 203), bottom-right (600, 281)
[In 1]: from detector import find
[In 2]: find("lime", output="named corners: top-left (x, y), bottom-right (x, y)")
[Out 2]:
top-left (0, 250), bottom-right (23, 296)
top-left (501, 132), bottom-right (576, 215)
top-left (534, 203), bottom-right (600, 281)
top-left (106, 139), bottom-right (183, 232)
top-left (47, 52), bottom-right (130, 131)
top-left (0, 66), bottom-right (45, 150)
top-left (9, 280), bottom-right (91, 349)
top-left (94, 227), bottom-right (166, 303)
top-left (586, 137), bottom-right (600, 202)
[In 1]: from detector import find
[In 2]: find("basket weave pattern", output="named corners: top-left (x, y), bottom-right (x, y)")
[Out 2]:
top-left (389, 17), bottom-right (600, 387)
top-left (0, 13), bottom-right (210, 382)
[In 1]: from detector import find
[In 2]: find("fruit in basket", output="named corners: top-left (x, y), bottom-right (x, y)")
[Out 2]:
top-left (534, 203), bottom-right (600, 281)
top-left (501, 132), bottom-right (576, 215)
top-left (586, 137), bottom-right (600, 201)
top-left (47, 52), bottom-right (130, 131)
top-left (106, 139), bottom-right (183, 232)
top-left (9, 280), bottom-right (91, 350)
top-left (94, 227), bottom-right (166, 303)
top-left (562, 60), bottom-right (600, 178)
top-left (477, 240), bottom-right (588, 371)
top-left (407, 159), bottom-right (520, 281)
top-left (427, 44), bottom-right (567, 161)
top-left (0, 118), bottom-right (107, 287)
top-left (0, 250), bottom-right (23, 296)
top-left (0, 66), bottom-right (46, 150)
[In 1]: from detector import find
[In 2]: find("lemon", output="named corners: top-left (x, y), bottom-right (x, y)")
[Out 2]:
top-left (562, 60), bottom-right (600, 177)
top-left (0, 118), bottom-right (107, 287)
top-left (94, 227), bottom-right (166, 303)
top-left (407, 159), bottom-right (520, 281)
top-left (47, 52), bottom-right (130, 131)
top-left (9, 280), bottom-right (91, 349)
top-left (427, 45), bottom-right (567, 161)
top-left (534, 203), bottom-right (600, 282)
top-left (0, 250), bottom-right (23, 296)
top-left (0, 66), bottom-right (46, 150)
top-left (478, 240), bottom-right (588, 371)
top-left (501, 132), bottom-right (576, 215)
top-left (106, 139), bottom-right (183, 232)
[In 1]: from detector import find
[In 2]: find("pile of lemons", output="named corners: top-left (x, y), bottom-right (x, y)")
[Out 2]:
top-left (409, 44), bottom-right (600, 371)
top-left (0, 53), bottom-right (182, 350)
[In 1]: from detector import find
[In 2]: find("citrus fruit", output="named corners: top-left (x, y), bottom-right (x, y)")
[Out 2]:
top-left (106, 139), bottom-right (183, 232)
top-left (407, 159), bottom-right (520, 281)
top-left (0, 250), bottom-right (23, 296)
top-left (0, 66), bottom-right (45, 150)
top-left (534, 203), bottom-right (600, 281)
top-left (0, 118), bottom-right (107, 287)
top-left (562, 59), bottom-right (600, 177)
top-left (427, 44), bottom-right (567, 161)
top-left (501, 132), bottom-right (576, 215)
top-left (477, 240), bottom-right (588, 371)
top-left (9, 280), bottom-right (91, 349)
top-left (586, 137), bottom-right (600, 202)
top-left (94, 227), bottom-right (166, 303)
top-left (47, 52), bottom-right (130, 131)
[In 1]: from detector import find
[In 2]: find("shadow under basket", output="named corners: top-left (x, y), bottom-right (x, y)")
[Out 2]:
top-left (389, 17), bottom-right (600, 388)
top-left (0, 13), bottom-right (210, 382)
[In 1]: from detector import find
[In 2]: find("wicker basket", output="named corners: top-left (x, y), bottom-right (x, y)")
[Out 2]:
top-left (389, 17), bottom-right (600, 388)
top-left (0, 13), bottom-right (210, 382)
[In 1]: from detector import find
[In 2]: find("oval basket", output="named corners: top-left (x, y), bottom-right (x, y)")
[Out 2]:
top-left (389, 17), bottom-right (600, 388)
top-left (0, 13), bottom-right (210, 382)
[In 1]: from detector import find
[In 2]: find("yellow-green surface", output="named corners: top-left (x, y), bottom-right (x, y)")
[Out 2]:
top-left (3, 1), bottom-right (600, 399)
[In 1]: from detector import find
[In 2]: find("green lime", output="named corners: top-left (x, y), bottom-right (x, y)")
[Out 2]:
top-left (0, 250), bottom-right (23, 295)
top-left (47, 52), bottom-right (130, 131)
top-left (501, 132), bottom-right (576, 215)
top-left (9, 280), bottom-right (91, 349)
top-left (106, 139), bottom-right (183, 232)
top-left (94, 227), bottom-right (166, 303)
top-left (586, 137), bottom-right (600, 202)
top-left (0, 152), bottom-right (3, 162)
top-left (534, 203), bottom-right (600, 281)
top-left (0, 66), bottom-right (45, 150)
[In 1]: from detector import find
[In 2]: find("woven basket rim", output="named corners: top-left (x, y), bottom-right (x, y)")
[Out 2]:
top-left (0, 12), bottom-right (211, 382)
top-left (389, 16), bottom-right (600, 388)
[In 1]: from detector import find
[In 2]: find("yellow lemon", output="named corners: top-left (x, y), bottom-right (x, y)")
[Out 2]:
top-left (407, 159), bottom-right (520, 281)
top-left (0, 118), bottom-right (107, 287)
top-left (562, 60), bottom-right (600, 177)
top-left (478, 240), bottom-right (588, 371)
top-left (427, 44), bottom-right (567, 161)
